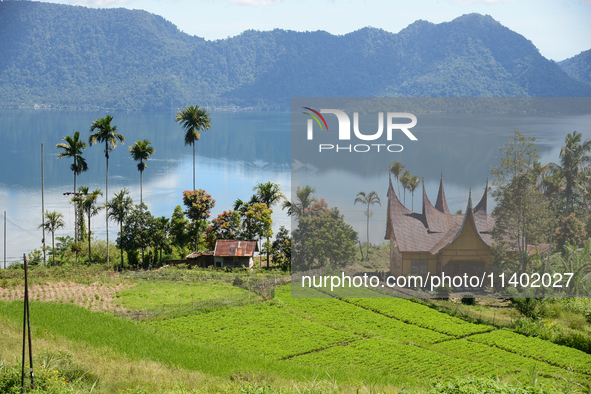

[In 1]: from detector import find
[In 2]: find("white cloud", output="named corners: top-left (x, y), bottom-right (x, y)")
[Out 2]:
top-left (228, 0), bottom-right (281, 6)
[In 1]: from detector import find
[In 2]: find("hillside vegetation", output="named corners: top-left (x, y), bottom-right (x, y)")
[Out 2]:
top-left (1, 2), bottom-right (590, 110)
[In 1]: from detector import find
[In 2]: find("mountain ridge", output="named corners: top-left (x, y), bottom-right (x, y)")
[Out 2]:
top-left (0, 2), bottom-right (589, 110)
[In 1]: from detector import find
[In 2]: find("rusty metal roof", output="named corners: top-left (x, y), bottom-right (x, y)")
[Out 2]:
top-left (386, 177), bottom-right (494, 254)
top-left (186, 251), bottom-right (214, 259)
top-left (214, 240), bottom-right (258, 257)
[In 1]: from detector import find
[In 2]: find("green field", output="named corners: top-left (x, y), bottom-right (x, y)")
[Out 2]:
top-left (1, 270), bottom-right (591, 393)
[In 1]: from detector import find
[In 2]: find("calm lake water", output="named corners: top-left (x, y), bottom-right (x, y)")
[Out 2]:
top-left (1, 106), bottom-right (591, 266)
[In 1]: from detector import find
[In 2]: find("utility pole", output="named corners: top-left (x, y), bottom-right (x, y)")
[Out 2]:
top-left (41, 143), bottom-right (46, 267)
top-left (3, 211), bottom-right (6, 269)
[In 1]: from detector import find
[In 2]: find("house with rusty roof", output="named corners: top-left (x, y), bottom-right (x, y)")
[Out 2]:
top-left (385, 174), bottom-right (493, 279)
top-left (185, 240), bottom-right (259, 268)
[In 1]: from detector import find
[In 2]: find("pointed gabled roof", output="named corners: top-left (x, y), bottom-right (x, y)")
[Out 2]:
top-left (473, 178), bottom-right (494, 233)
top-left (435, 172), bottom-right (451, 214)
top-left (430, 188), bottom-right (491, 254)
top-left (423, 179), bottom-right (451, 233)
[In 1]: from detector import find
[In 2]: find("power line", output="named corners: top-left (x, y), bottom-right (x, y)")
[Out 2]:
top-left (0, 213), bottom-right (43, 241)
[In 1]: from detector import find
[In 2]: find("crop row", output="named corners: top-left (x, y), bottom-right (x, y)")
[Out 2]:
top-left (275, 287), bottom-right (448, 345)
top-left (468, 330), bottom-right (591, 375)
top-left (432, 338), bottom-right (583, 380)
top-left (289, 338), bottom-right (514, 381)
top-left (149, 301), bottom-right (359, 360)
top-left (338, 295), bottom-right (492, 337)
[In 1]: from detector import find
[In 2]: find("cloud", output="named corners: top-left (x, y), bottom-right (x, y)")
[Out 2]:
top-left (228, 0), bottom-right (282, 5)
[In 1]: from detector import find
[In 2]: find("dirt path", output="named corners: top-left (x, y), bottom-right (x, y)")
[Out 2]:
top-left (0, 281), bottom-right (135, 313)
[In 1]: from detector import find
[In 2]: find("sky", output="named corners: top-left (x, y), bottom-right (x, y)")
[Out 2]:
top-left (38, 0), bottom-right (591, 62)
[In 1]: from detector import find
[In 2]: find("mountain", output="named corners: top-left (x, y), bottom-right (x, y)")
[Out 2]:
top-left (559, 49), bottom-right (591, 85)
top-left (1, 1), bottom-right (590, 110)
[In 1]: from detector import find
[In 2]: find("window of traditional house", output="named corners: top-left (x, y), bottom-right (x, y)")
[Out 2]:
top-left (411, 260), bottom-right (429, 275)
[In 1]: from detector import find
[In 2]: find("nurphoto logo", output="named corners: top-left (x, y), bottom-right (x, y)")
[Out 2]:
top-left (303, 107), bottom-right (418, 153)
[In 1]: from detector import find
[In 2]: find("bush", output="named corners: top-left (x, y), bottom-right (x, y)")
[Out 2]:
top-left (460, 297), bottom-right (476, 306)
top-left (509, 297), bottom-right (547, 320)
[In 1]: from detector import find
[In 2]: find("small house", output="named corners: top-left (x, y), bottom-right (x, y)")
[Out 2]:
top-left (213, 240), bottom-right (258, 268)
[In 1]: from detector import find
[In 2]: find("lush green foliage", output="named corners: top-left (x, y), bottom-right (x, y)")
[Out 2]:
top-left (1, 3), bottom-right (589, 110)
top-left (559, 49), bottom-right (591, 84)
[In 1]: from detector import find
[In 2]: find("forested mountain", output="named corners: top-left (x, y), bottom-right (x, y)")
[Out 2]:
top-left (559, 49), bottom-right (591, 85)
top-left (1, 1), bottom-right (590, 110)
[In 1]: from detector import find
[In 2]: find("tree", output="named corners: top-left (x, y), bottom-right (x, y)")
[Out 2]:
top-left (118, 203), bottom-right (155, 267)
top-left (400, 170), bottom-right (411, 206)
top-left (271, 226), bottom-right (291, 267)
top-left (71, 187), bottom-right (103, 263)
top-left (170, 205), bottom-right (190, 257)
top-left (559, 131), bottom-right (591, 214)
top-left (554, 213), bottom-right (587, 252)
top-left (292, 199), bottom-right (358, 270)
top-left (175, 105), bottom-right (211, 190)
top-left (204, 210), bottom-right (241, 250)
top-left (56, 130), bottom-right (88, 263)
top-left (129, 139), bottom-right (154, 204)
top-left (105, 189), bottom-right (134, 267)
top-left (244, 202), bottom-right (273, 265)
top-left (354, 191), bottom-right (381, 260)
top-left (491, 131), bottom-right (552, 274)
top-left (550, 240), bottom-right (591, 296)
top-left (89, 115), bottom-right (124, 266)
top-left (153, 216), bottom-right (171, 264)
top-left (38, 211), bottom-right (65, 266)
top-left (408, 175), bottom-right (420, 211)
top-left (253, 181), bottom-right (285, 267)
top-left (389, 161), bottom-right (405, 197)
top-left (283, 185), bottom-right (317, 219)
top-left (182, 189), bottom-right (215, 252)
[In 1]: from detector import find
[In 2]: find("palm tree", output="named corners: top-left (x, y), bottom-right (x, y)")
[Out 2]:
top-left (175, 105), bottom-right (211, 190)
top-left (89, 115), bottom-right (124, 266)
top-left (560, 131), bottom-right (591, 214)
top-left (72, 186), bottom-right (103, 263)
top-left (389, 161), bottom-right (405, 197)
top-left (106, 189), bottom-right (134, 268)
top-left (56, 131), bottom-right (88, 263)
top-left (400, 170), bottom-right (411, 207)
top-left (129, 140), bottom-right (154, 204)
top-left (283, 185), bottom-right (317, 219)
top-left (354, 191), bottom-right (381, 261)
top-left (38, 211), bottom-right (65, 266)
top-left (408, 175), bottom-right (420, 211)
top-left (253, 181), bottom-right (285, 267)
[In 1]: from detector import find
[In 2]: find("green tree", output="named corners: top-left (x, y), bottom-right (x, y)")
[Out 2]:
top-left (129, 139), bottom-right (154, 205)
top-left (550, 240), bottom-right (591, 296)
top-left (204, 210), bottom-right (241, 250)
top-left (71, 187), bottom-right (103, 263)
top-left (105, 188), bottom-right (134, 267)
top-left (292, 199), bottom-right (358, 270)
top-left (89, 115), bottom-right (125, 266)
top-left (38, 211), bottom-right (65, 266)
top-left (272, 225), bottom-right (291, 267)
top-left (283, 185), bottom-right (317, 219)
top-left (253, 181), bottom-right (285, 267)
top-left (175, 105), bottom-right (211, 190)
top-left (182, 189), bottom-right (215, 252)
top-left (153, 216), bottom-right (171, 264)
top-left (554, 213), bottom-right (587, 252)
top-left (491, 131), bottom-right (552, 274)
top-left (354, 191), bottom-right (381, 261)
top-left (170, 205), bottom-right (190, 257)
top-left (400, 170), bottom-right (411, 207)
top-left (56, 130), bottom-right (88, 263)
top-left (560, 131), bottom-right (591, 214)
top-left (118, 203), bottom-right (155, 267)
top-left (389, 161), bottom-right (405, 197)
top-left (408, 175), bottom-right (420, 211)
top-left (244, 202), bottom-right (273, 264)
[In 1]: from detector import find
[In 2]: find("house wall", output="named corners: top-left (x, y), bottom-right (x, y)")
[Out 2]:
top-left (439, 220), bottom-right (491, 271)
top-left (214, 256), bottom-right (253, 268)
top-left (389, 235), bottom-right (402, 276)
top-left (400, 252), bottom-right (438, 276)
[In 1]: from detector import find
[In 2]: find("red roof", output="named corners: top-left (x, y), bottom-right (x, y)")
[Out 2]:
top-left (214, 240), bottom-right (258, 257)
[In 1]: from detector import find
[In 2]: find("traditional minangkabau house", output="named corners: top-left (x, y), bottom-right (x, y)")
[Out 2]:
top-left (385, 175), bottom-right (493, 279)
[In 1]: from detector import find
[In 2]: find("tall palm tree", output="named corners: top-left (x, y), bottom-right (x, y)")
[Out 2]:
top-left (354, 191), bottom-right (381, 261)
top-left (72, 186), bottom-right (103, 263)
top-left (408, 175), bottom-right (420, 211)
top-left (38, 211), bottom-right (65, 266)
top-left (175, 105), bottom-right (211, 190)
top-left (283, 185), bottom-right (317, 219)
top-left (389, 161), bottom-right (405, 197)
top-left (129, 140), bottom-right (154, 204)
top-left (89, 115), bottom-right (124, 266)
top-left (400, 170), bottom-right (411, 207)
top-left (253, 181), bottom-right (285, 267)
top-left (56, 131), bottom-right (88, 263)
top-left (106, 189), bottom-right (134, 268)
top-left (560, 131), bottom-right (591, 214)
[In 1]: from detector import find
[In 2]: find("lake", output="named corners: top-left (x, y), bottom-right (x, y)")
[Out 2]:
top-left (1, 103), bottom-right (591, 266)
